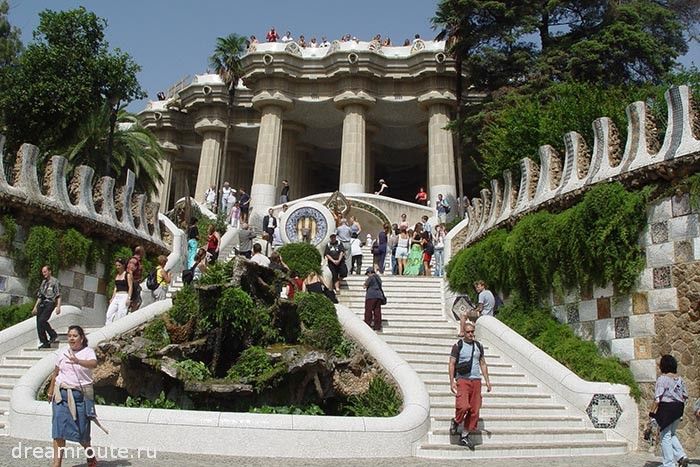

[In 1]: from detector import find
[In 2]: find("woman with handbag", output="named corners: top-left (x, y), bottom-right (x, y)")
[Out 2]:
top-left (47, 325), bottom-right (98, 467)
top-left (364, 267), bottom-right (385, 332)
top-left (650, 354), bottom-right (689, 467)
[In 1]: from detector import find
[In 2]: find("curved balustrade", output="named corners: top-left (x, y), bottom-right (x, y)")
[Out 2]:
top-left (0, 138), bottom-right (170, 253)
top-left (445, 85), bottom-right (700, 262)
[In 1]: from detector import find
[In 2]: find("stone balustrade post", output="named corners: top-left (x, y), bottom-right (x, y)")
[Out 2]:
top-left (334, 91), bottom-right (376, 194)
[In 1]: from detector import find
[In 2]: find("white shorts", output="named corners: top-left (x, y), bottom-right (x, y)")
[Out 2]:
top-left (395, 246), bottom-right (409, 259)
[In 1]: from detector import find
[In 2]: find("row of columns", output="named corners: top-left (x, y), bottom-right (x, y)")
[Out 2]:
top-left (154, 90), bottom-right (458, 218)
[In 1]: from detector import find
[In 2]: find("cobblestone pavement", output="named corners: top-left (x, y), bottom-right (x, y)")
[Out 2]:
top-left (1, 436), bottom-right (695, 467)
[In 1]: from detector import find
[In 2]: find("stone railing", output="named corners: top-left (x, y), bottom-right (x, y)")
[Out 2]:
top-left (0, 138), bottom-right (170, 254)
top-left (445, 85), bottom-right (700, 262)
top-left (10, 302), bottom-right (430, 458)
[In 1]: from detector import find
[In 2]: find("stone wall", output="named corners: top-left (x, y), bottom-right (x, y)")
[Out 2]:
top-left (547, 193), bottom-right (700, 453)
top-left (0, 249), bottom-right (108, 317)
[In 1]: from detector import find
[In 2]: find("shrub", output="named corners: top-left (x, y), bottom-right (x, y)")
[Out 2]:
top-left (58, 228), bottom-right (91, 269)
top-left (251, 404), bottom-right (324, 415)
top-left (142, 318), bottom-right (170, 350)
top-left (447, 182), bottom-right (648, 302)
top-left (226, 346), bottom-right (271, 382)
top-left (125, 391), bottom-right (179, 409)
top-left (20, 226), bottom-right (60, 292)
top-left (174, 359), bottom-right (212, 381)
top-left (198, 260), bottom-right (232, 286)
top-left (0, 214), bottom-right (17, 251)
top-left (226, 346), bottom-right (286, 391)
top-left (497, 300), bottom-right (642, 400)
top-left (215, 287), bottom-right (254, 330)
top-left (169, 283), bottom-right (199, 325)
top-left (0, 303), bottom-right (33, 330)
top-left (277, 242), bottom-right (321, 278)
top-left (343, 376), bottom-right (402, 417)
top-left (294, 291), bottom-right (343, 352)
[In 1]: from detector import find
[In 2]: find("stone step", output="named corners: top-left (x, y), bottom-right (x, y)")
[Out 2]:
top-left (380, 334), bottom-right (468, 347)
top-left (350, 314), bottom-right (450, 323)
top-left (429, 402), bottom-right (569, 418)
top-left (415, 440), bottom-right (628, 459)
top-left (430, 414), bottom-right (587, 430)
top-left (409, 361), bottom-right (512, 372)
top-left (339, 288), bottom-right (443, 297)
top-left (428, 391), bottom-right (552, 405)
top-left (391, 346), bottom-right (499, 360)
top-left (427, 427), bottom-right (608, 445)
top-left (424, 380), bottom-right (538, 393)
top-left (0, 365), bottom-right (32, 376)
top-left (376, 327), bottom-right (459, 336)
top-left (418, 371), bottom-right (527, 384)
top-left (0, 383), bottom-right (13, 397)
top-left (3, 355), bottom-right (43, 365)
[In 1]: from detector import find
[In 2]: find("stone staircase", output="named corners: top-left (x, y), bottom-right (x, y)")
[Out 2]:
top-left (0, 326), bottom-right (102, 436)
top-left (338, 273), bottom-right (628, 459)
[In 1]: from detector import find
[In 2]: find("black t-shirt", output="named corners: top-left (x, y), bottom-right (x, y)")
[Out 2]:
top-left (324, 241), bottom-right (345, 260)
top-left (187, 225), bottom-right (199, 240)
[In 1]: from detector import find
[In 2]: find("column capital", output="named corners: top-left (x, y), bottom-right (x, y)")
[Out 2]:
top-left (333, 90), bottom-right (376, 110)
top-left (193, 110), bottom-right (228, 135)
top-left (252, 91), bottom-right (294, 111)
top-left (418, 90), bottom-right (457, 110)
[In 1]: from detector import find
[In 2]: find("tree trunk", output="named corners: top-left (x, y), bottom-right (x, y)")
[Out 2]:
top-left (539, 8), bottom-right (550, 53)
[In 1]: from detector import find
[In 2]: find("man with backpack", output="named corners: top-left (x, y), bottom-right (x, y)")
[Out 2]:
top-left (449, 321), bottom-right (491, 449)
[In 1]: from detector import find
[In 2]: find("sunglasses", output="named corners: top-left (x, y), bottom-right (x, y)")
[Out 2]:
top-left (464, 330), bottom-right (475, 334)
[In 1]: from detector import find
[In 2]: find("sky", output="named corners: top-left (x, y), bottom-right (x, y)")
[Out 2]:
top-left (6, 0), bottom-right (700, 113)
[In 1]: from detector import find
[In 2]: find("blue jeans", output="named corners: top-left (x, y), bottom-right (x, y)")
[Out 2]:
top-left (660, 418), bottom-right (686, 467)
top-left (434, 248), bottom-right (444, 277)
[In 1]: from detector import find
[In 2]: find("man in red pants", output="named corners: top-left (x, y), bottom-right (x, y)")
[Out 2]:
top-left (448, 321), bottom-right (491, 449)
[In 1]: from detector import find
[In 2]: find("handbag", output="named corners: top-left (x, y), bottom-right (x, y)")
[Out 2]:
top-left (380, 289), bottom-right (387, 305)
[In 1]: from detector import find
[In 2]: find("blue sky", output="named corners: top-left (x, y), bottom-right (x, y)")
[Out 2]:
top-left (7, 0), bottom-right (699, 112)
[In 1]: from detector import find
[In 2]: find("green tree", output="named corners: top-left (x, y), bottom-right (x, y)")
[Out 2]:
top-left (209, 34), bottom-right (248, 190)
top-left (0, 7), bottom-right (145, 156)
top-left (62, 104), bottom-right (163, 195)
top-left (0, 0), bottom-right (22, 67)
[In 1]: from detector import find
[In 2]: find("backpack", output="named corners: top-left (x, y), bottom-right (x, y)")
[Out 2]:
top-left (146, 269), bottom-right (159, 291)
top-left (453, 339), bottom-right (484, 378)
top-left (493, 294), bottom-right (504, 315)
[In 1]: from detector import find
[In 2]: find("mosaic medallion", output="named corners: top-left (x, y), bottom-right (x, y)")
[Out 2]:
top-left (586, 394), bottom-right (622, 429)
top-left (280, 201), bottom-right (336, 247)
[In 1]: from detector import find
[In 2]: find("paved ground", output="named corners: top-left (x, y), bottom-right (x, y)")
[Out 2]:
top-left (0, 436), bottom-right (696, 467)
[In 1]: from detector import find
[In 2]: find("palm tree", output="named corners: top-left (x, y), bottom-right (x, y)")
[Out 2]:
top-left (62, 104), bottom-right (164, 195)
top-left (209, 33), bottom-right (248, 194)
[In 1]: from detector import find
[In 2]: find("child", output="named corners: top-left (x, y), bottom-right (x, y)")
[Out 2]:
top-left (228, 201), bottom-right (241, 228)
top-left (422, 232), bottom-right (434, 276)
top-left (350, 232), bottom-right (363, 275)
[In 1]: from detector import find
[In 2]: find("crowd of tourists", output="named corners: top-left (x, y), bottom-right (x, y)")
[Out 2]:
top-left (249, 28), bottom-right (423, 49)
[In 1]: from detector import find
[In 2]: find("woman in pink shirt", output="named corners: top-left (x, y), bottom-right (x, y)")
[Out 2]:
top-left (47, 325), bottom-right (98, 467)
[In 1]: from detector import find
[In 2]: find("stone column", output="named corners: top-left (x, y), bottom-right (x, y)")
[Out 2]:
top-left (171, 164), bottom-right (190, 203)
top-left (250, 91), bottom-right (293, 225)
top-left (150, 129), bottom-right (179, 212)
top-left (193, 111), bottom-right (227, 202)
top-left (419, 91), bottom-right (457, 206)
top-left (334, 91), bottom-right (376, 194)
top-left (278, 122), bottom-right (304, 202)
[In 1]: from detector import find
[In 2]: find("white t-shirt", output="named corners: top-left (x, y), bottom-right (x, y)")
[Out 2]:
top-left (205, 189), bottom-right (216, 204)
top-left (250, 253), bottom-right (270, 267)
top-left (350, 238), bottom-right (362, 256)
top-left (478, 289), bottom-right (495, 316)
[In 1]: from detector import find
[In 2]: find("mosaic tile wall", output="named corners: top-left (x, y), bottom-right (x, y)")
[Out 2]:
top-left (549, 193), bottom-right (700, 453)
top-left (0, 251), bottom-right (108, 317)
top-left (549, 193), bottom-right (697, 383)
